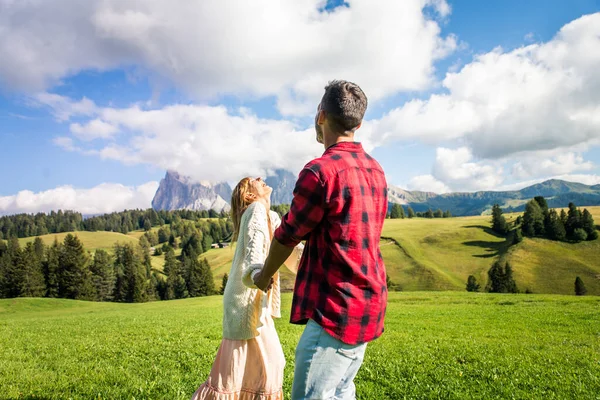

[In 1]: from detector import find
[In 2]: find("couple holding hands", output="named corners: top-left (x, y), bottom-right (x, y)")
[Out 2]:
top-left (192, 80), bottom-right (388, 400)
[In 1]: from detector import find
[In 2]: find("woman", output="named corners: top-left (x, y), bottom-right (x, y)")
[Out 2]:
top-left (192, 177), bottom-right (303, 400)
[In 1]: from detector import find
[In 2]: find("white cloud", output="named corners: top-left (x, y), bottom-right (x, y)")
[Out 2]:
top-left (0, 0), bottom-right (456, 115)
top-left (415, 147), bottom-right (503, 192)
top-left (44, 99), bottom-right (325, 182)
top-left (369, 13), bottom-right (600, 158)
top-left (0, 182), bottom-right (159, 216)
top-left (512, 151), bottom-right (594, 180)
top-left (31, 92), bottom-right (97, 121)
top-left (407, 174), bottom-right (451, 194)
top-left (70, 119), bottom-right (119, 140)
top-left (53, 136), bottom-right (78, 152)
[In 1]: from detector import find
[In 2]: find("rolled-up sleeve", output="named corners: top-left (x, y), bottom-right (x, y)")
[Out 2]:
top-left (274, 167), bottom-right (325, 247)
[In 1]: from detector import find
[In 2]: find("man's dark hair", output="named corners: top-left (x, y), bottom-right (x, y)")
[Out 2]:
top-left (320, 80), bottom-right (368, 135)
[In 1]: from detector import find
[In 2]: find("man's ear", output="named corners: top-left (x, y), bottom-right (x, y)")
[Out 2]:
top-left (355, 121), bottom-right (362, 130)
top-left (317, 110), bottom-right (326, 125)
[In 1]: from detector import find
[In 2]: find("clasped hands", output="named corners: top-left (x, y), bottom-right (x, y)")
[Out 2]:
top-left (252, 269), bottom-right (274, 292)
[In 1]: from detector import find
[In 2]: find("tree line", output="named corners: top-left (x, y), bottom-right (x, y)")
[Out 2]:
top-left (491, 197), bottom-right (597, 243)
top-left (0, 232), bottom-right (219, 302)
top-left (388, 204), bottom-right (452, 219)
top-left (0, 208), bottom-right (232, 240)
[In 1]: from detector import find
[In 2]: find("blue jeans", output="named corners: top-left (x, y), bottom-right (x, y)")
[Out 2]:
top-left (291, 319), bottom-right (368, 400)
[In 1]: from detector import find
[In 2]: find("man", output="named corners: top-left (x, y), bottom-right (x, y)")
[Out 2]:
top-left (254, 80), bottom-right (388, 399)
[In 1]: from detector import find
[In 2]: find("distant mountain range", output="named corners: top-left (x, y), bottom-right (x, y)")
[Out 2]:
top-left (387, 179), bottom-right (600, 215)
top-left (151, 171), bottom-right (600, 216)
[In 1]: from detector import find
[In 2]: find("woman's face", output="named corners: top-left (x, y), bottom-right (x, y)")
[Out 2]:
top-left (249, 177), bottom-right (272, 201)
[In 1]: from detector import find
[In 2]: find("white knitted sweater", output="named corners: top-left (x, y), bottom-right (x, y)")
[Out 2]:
top-left (222, 202), bottom-right (300, 340)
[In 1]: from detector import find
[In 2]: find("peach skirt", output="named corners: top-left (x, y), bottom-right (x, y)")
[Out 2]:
top-left (191, 315), bottom-right (285, 400)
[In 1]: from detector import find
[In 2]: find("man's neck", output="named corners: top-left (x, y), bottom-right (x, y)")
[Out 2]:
top-left (324, 134), bottom-right (355, 150)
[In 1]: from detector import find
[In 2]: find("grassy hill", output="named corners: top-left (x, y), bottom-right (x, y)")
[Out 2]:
top-left (11, 207), bottom-right (600, 295)
top-left (1, 293), bottom-right (598, 399)
top-left (381, 207), bottom-right (600, 295)
top-left (18, 230), bottom-right (139, 252)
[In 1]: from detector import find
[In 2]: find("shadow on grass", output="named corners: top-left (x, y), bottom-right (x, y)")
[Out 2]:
top-left (462, 240), bottom-right (506, 258)
top-left (462, 225), bottom-right (512, 259)
top-left (462, 224), bottom-right (506, 238)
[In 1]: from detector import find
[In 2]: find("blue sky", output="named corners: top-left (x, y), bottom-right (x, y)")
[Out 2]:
top-left (1, 0), bottom-right (599, 215)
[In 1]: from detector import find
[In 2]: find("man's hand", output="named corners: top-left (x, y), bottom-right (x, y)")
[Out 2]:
top-left (253, 270), bottom-right (274, 292)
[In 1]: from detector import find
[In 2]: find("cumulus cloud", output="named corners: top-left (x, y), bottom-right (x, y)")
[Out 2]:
top-left (407, 174), bottom-right (451, 193)
top-left (70, 119), bottom-right (119, 141)
top-left (511, 151), bottom-right (594, 180)
top-left (41, 94), bottom-right (324, 181)
top-left (0, 182), bottom-right (159, 216)
top-left (369, 13), bottom-right (600, 158)
top-left (0, 0), bottom-right (456, 115)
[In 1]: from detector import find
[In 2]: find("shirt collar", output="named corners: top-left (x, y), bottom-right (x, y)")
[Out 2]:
top-left (323, 141), bottom-right (363, 155)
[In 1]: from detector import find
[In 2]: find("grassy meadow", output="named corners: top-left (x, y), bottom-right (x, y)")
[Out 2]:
top-left (1, 292), bottom-right (599, 399)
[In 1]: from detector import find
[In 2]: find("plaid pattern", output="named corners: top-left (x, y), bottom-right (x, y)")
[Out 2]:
top-left (274, 142), bottom-right (388, 345)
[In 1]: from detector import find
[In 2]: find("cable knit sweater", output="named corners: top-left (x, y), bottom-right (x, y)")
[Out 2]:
top-left (222, 202), bottom-right (302, 340)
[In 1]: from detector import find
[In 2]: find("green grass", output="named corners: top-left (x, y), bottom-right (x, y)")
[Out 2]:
top-left (18, 231), bottom-right (139, 253)
top-left (0, 293), bottom-right (598, 399)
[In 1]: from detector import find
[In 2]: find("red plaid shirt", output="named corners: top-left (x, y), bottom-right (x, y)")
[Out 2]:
top-left (274, 141), bottom-right (388, 345)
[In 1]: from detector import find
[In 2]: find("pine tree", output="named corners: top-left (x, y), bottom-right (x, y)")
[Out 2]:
top-left (434, 209), bottom-right (443, 218)
top-left (512, 227), bottom-right (523, 245)
top-left (504, 262), bottom-right (518, 293)
top-left (158, 227), bottom-right (170, 244)
top-left (44, 239), bottom-right (61, 298)
top-left (574, 276), bottom-right (587, 296)
top-left (565, 202), bottom-right (582, 239)
top-left (581, 209), bottom-right (598, 240)
top-left (534, 196), bottom-right (549, 215)
top-left (573, 228), bottom-right (588, 242)
top-left (407, 207), bottom-right (416, 219)
top-left (19, 242), bottom-right (46, 297)
top-left (113, 243), bottom-right (147, 303)
top-left (0, 251), bottom-right (11, 298)
top-left (546, 209), bottom-right (566, 241)
top-left (202, 234), bottom-right (213, 253)
top-left (491, 204), bottom-right (508, 234)
top-left (58, 234), bottom-right (94, 300)
top-left (183, 232), bottom-right (203, 258)
top-left (90, 250), bottom-right (115, 301)
top-left (390, 204), bottom-right (403, 219)
top-left (560, 209), bottom-right (568, 226)
top-left (3, 238), bottom-right (23, 298)
top-left (220, 273), bottom-right (229, 295)
top-left (186, 254), bottom-right (215, 297)
top-left (33, 237), bottom-right (45, 260)
top-left (522, 200), bottom-right (544, 237)
top-left (486, 260), bottom-right (518, 293)
top-left (466, 275), bottom-right (480, 292)
top-left (425, 209), bottom-right (434, 218)
top-left (443, 210), bottom-right (452, 218)
top-left (164, 248), bottom-right (187, 300)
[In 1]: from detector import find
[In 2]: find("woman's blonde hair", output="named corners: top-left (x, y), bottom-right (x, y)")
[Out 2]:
top-left (231, 177), bottom-right (272, 243)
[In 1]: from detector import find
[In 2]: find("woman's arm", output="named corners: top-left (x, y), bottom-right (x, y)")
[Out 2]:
top-left (241, 204), bottom-right (269, 289)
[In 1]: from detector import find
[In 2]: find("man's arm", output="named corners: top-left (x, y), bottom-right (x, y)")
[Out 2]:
top-left (254, 167), bottom-right (325, 291)
top-left (253, 239), bottom-right (293, 291)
